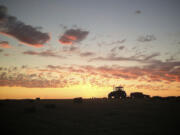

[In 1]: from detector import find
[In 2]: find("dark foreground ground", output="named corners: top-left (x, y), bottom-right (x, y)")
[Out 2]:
top-left (0, 99), bottom-right (179, 135)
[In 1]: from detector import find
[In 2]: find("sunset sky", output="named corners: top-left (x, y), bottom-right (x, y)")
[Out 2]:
top-left (0, 0), bottom-right (180, 99)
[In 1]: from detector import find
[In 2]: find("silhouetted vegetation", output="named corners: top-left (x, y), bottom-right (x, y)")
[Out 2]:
top-left (25, 99), bottom-right (35, 103)
top-left (73, 97), bottom-right (83, 103)
top-left (24, 106), bottom-right (37, 113)
top-left (36, 97), bottom-right (40, 101)
top-left (152, 96), bottom-right (163, 100)
top-left (44, 103), bottom-right (56, 109)
top-left (0, 101), bottom-right (4, 107)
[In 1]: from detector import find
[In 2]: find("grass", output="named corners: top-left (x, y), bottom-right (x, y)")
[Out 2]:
top-left (0, 99), bottom-right (179, 135)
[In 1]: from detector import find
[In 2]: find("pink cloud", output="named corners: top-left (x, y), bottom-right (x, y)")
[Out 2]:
top-left (59, 28), bottom-right (89, 45)
top-left (0, 41), bottom-right (11, 48)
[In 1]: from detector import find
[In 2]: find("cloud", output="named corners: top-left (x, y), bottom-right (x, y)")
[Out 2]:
top-left (89, 56), bottom-right (136, 62)
top-left (0, 5), bottom-right (50, 47)
top-left (144, 53), bottom-right (160, 60)
top-left (0, 59), bottom-right (180, 88)
top-left (0, 41), bottom-right (11, 48)
top-left (0, 66), bottom-right (81, 88)
top-left (62, 46), bottom-right (80, 55)
top-left (110, 46), bottom-right (125, 54)
top-left (74, 61), bottom-right (180, 84)
top-left (80, 52), bottom-right (95, 57)
top-left (59, 28), bottom-right (89, 45)
top-left (143, 61), bottom-right (180, 82)
top-left (135, 10), bottom-right (141, 14)
top-left (0, 5), bottom-right (7, 20)
top-left (109, 39), bottom-right (126, 45)
top-left (61, 46), bottom-right (96, 57)
top-left (0, 72), bottom-right (68, 88)
top-left (69, 46), bottom-right (79, 52)
top-left (47, 65), bottom-right (64, 70)
top-left (89, 52), bottom-right (160, 63)
top-left (135, 84), bottom-right (168, 91)
top-left (118, 46), bottom-right (125, 50)
top-left (137, 35), bottom-right (156, 42)
top-left (23, 50), bottom-right (65, 58)
top-left (92, 62), bottom-right (180, 83)
top-left (114, 39), bottom-right (126, 44)
top-left (110, 47), bottom-right (116, 53)
top-left (4, 53), bottom-right (9, 56)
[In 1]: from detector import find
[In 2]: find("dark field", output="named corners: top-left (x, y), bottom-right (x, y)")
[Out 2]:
top-left (0, 99), bottom-right (179, 135)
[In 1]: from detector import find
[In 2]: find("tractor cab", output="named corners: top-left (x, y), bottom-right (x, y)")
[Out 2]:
top-left (114, 86), bottom-right (124, 91)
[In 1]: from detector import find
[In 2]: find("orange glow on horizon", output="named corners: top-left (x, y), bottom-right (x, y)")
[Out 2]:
top-left (0, 82), bottom-right (180, 99)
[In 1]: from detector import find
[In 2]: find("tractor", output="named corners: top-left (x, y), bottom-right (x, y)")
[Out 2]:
top-left (108, 86), bottom-right (127, 99)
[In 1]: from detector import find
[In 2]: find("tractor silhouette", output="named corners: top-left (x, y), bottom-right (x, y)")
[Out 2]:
top-left (108, 86), bottom-right (127, 99)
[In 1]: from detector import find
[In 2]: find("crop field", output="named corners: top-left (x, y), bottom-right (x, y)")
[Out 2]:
top-left (0, 99), bottom-right (179, 135)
